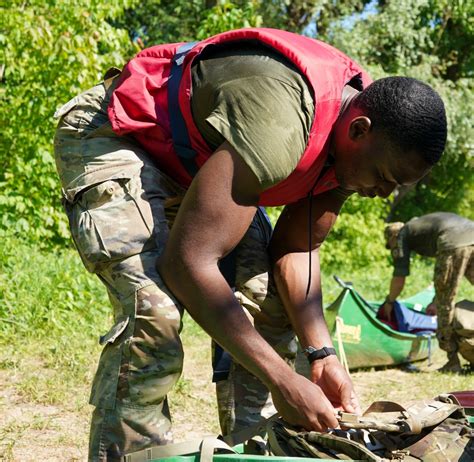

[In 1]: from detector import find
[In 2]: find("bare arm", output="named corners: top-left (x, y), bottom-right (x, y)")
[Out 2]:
top-left (388, 275), bottom-right (406, 301)
top-left (270, 189), bottom-right (360, 413)
top-left (158, 142), bottom-right (338, 430)
top-left (381, 276), bottom-right (406, 320)
top-left (270, 190), bottom-right (347, 350)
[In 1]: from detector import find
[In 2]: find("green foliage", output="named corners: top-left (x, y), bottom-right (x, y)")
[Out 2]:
top-left (1, 0), bottom-right (472, 265)
top-left (422, 0), bottom-right (474, 81)
top-left (113, 0), bottom-right (263, 45)
top-left (326, 0), bottom-right (474, 221)
top-left (196, 1), bottom-right (263, 38)
top-left (1, 0), bottom-right (138, 246)
top-left (322, 195), bottom-right (390, 272)
top-left (394, 79), bottom-right (474, 220)
top-left (110, 0), bottom-right (207, 44)
top-left (0, 236), bottom-right (110, 339)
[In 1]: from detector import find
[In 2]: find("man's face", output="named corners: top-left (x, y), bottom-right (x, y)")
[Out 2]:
top-left (333, 116), bottom-right (431, 198)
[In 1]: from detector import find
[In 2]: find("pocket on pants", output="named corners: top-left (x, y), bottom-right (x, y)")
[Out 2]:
top-left (122, 284), bottom-right (184, 406)
top-left (67, 175), bottom-right (155, 273)
top-left (90, 315), bottom-right (131, 409)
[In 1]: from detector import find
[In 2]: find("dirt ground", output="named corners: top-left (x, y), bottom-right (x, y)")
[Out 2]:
top-left (0, 339), bottom-right (471, 461)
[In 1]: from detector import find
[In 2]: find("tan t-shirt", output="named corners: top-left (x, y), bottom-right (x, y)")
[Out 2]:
top-left (191, 42), bottom-right (314, 190)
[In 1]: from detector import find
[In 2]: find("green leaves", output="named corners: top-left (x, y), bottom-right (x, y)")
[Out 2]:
top-left (196, 1), bottom-right (263, 38)
top-left (1, 0), bottom-right (472, 259)
top-left (1, 1), bottom-right (138, 246)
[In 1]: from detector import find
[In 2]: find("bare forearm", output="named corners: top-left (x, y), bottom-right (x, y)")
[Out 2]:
top-left (388, 276), bottom-right (405, 301)
top-left (272, 250), bottom-right (332, 349)
top-left (155, 145), bottom-right (344, 430)
top-left (158, 259), bottom-right (292, 390)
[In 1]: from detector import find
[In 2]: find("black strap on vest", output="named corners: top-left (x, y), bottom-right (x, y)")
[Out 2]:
top-left (168, 42), bottom-right (274, 382)
top-left (168, 41), bottom-right (199, 177)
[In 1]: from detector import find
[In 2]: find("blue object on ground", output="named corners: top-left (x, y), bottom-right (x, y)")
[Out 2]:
top-left (393, 301), bottom-right (437, 333)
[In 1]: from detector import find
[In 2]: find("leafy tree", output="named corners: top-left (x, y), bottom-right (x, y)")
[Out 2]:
top-left (1, 0), bottom-right (472, 270)
top-left (111, 0), bottom-right (263, 45)
top-left (326, 0), bottom-right (473, 221)
top-left (1, 0), bottom-right (138, 245)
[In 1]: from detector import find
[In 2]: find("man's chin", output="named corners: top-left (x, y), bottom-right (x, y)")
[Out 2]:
top-left (341, 180), bottom-right (357, 193)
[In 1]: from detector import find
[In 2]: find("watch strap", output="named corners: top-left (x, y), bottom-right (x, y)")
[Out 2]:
top-left (303, 346), bottom-right (337, 364)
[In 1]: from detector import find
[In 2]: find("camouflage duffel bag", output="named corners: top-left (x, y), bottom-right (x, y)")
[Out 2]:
top-left (266, 394), bottom-right (473, 461)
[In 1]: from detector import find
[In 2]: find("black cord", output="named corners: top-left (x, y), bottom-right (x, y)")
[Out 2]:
top-left (305, 190), bottom-right (314, 299)
top-left (304, 163), bottom-right (333, 299)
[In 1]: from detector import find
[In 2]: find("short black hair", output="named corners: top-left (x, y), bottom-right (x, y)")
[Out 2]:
top-left (354, 77), bottom-right (447, 165)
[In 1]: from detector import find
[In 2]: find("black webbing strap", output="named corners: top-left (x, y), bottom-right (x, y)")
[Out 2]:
top-left (168, 41), bottom-right (199, 177)
top-left (168, 40), bottom-right (239, 383)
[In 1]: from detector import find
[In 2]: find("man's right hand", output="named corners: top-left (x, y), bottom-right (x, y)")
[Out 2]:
top-left (269, 371), bottom-right (339, 431)
top-left (381, 300), bottom-right (394, 321)
top-left (425, 302), bottom-right (437, 316)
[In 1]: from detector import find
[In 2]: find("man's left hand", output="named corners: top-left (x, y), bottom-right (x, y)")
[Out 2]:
top-left (310, 355), bottom-right (361, 415)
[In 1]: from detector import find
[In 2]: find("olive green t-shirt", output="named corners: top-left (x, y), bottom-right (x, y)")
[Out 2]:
top-left (190, 42), bottom-right (314, 190)
top-left (392, 212), bottom-right (474, 276)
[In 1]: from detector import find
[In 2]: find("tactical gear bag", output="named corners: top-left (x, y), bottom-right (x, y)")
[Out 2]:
top-left (266, 394), bottom-right (473, 461)
top-left (123, 394), bottom-right (473, 461)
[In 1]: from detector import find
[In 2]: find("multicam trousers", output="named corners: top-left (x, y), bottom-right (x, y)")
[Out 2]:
top-left (433, 246), bottom-right (474, 356)
top-left (54, 79), bottom-right (296, 461)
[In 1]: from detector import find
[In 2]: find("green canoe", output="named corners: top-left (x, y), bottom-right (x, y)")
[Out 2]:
top-left (324, 277), bottom-right (437, 370)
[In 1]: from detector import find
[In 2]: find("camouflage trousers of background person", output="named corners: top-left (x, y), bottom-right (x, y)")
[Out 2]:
top-left (433, 246), bottom-right (474, 360)
top-left (54, 77), bottom-right (297, 461)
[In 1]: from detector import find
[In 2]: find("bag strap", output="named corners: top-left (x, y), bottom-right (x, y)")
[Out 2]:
top-left (123, 413), bottom-right (278, 462)
top-left (122, 436), bottom-right (236, 462)
top-left (168, 41), bottom-right (200, 178)
top-left (265, 416), bottom-right (291, 456)
top-left (221, 413), bottom-right (279, 447)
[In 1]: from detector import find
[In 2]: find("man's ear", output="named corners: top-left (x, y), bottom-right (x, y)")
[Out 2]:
top-left (348, 116), bottom-right (371, 140)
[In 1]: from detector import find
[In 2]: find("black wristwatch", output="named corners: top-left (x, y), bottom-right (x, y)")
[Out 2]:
top-left (302, 346), bottom-right (337, 364)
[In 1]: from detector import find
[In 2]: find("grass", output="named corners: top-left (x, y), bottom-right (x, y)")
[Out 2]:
top-left (1, 236), bottom-right (473, 459)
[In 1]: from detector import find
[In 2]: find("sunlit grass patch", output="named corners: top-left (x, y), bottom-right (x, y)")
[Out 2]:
top-left (1, 235), bottom-right (473, 457)
top-left (1, 238), bottom-right (110, 340)
top-left (173, 376), bottom-right (194, 397)
top-left (353, 348), bottom-right (474, 408)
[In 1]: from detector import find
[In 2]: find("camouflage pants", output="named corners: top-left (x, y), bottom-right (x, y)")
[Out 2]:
top-left (433, 246), bottom-right (474, 354)
top-left (54, 80), bottom-right (296, 461)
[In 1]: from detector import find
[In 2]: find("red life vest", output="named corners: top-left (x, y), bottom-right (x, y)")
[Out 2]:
top-left (108, 28), bottom-right (371, 206)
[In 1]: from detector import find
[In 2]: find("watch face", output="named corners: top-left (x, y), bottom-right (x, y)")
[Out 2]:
top-left (303, 346), bottom-right (317, 356)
